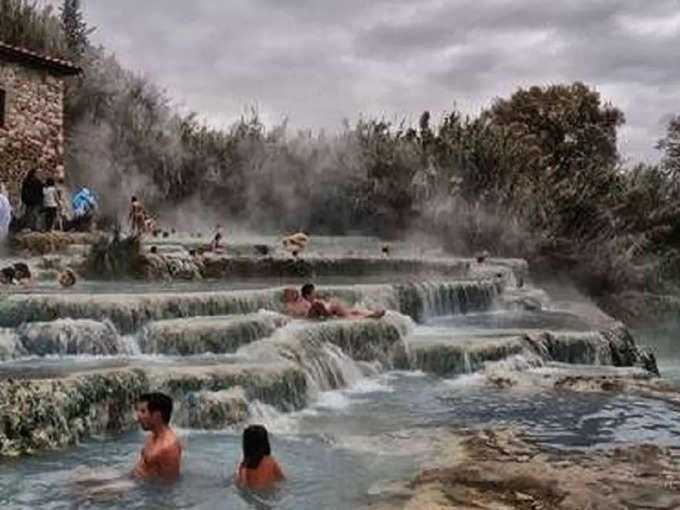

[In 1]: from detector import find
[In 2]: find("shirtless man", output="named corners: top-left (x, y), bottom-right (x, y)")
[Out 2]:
top-left (133, 392), bottom-right (182, 482)
top-left (129, 196), bottom-right (147, 236)
top-left (281, 288), bottom-right (311, 318)
top-left (300, 283), bottom-right (385, 320)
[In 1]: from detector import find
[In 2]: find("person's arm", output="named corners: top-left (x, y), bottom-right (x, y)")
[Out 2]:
top-left (235, 462), bottom-right (247, 486)
top-left (152, 444), bottom-right (181, 481)
top-left (272, 458), bottom-right (286, 481)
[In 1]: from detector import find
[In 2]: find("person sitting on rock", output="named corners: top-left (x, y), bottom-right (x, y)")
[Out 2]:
top-left (209, 232), bottom-right (225, 254)
top-left (301, 283), bottom-right (385, 320)
top-left (58, 268), bottom-right (77, 288)
top-left (235, 424), bottom-right (285, 489)
top-left (133, 393), bottom-right (182, 482)
top-left (281, 287), bottom-right (311, 318)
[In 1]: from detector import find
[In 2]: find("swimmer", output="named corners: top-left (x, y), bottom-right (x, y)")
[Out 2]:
top-left (58, 268), bottom-right (77, 288)
top-left (281, 287), bottom-right (311, 318)
top-left (301, 283), bottom-right (385, 320)
top-left (133, 393), bottom-right (182, 482)
top-left (282, 231), bottom-right (309, 256)
top-left (236, 424), bottom-right (285, 488)
top-left (13, 262), bottom-right (34, 285)
top-left (0, 266), bottom-right (17, 285)
top-left (476, 250), bottom-right (490, 264)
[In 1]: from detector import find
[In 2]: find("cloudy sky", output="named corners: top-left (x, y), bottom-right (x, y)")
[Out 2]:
top-left (67, 0), bottom-right (680, 163)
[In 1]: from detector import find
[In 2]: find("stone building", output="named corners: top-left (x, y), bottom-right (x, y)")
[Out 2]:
top-left (0, 41), bottom-right (81, 210)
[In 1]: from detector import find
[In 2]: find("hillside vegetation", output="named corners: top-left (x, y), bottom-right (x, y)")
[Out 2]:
top-left (3, 0), bottom-right (680, 318)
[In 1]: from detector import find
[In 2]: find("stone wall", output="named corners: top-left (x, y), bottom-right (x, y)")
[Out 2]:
top-left (0, 59), bottom-right (66, 211)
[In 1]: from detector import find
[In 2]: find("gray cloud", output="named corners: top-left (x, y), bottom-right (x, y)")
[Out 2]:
top-left (61, 0), bottom-right (680, 162)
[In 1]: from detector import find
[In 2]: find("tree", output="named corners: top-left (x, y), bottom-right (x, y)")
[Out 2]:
top-left (60, 0), bottom-right (93, 58)
top-left (657, 115), bottom-right (680, 178)
top-left (484, 82), bottom-right (625, 175)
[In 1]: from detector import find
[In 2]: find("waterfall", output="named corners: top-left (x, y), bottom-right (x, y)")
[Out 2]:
top-left (0, 281), bottom-right (500, 334)
top-left (16, 319), bottom-right (124, 356)
top-left (394, 281), bottom-right (499, 322)
top-left (137, 311), bottom-right (289, 355)
top-left (0, 328), bottom-right (23, 360)
top-left (463, 352), bottom-right (472, 373)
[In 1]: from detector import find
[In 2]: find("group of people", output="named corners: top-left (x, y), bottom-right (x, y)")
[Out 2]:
top-left (129, 196), bottom-right (159, 236)
top-left (282, 283), bottom-right (386, 320)
top-left (0, 260), bottom-right (76, 288)
top-left (0, 262), bottom-right (33, 285)
top-left (130, 393), bottom-right (284, 488)
top-left (21, 170), bottom-right (68, 232)
top-left (15, 170), bottom-right (98, 234)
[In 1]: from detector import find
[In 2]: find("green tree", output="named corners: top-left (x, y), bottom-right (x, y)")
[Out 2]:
top-left (0, 0), bottom-right (69, 57)
top-left (60, 0), bottom-right (93, 58)
top-left (657, 115), bottom-right (680, 178)
top-left (484, 82), bottom-right (624, 175)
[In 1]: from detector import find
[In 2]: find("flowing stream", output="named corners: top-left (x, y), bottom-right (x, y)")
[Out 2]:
top-left (0, 236), bottom-right (677, 509)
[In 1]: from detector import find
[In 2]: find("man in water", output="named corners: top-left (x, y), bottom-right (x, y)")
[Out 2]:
top-left (301, 283), bottom-right (385, 320)
top-left (133, 392), bottom-right (182, 481)
top-left (281, 287), bottom-right (311, 318)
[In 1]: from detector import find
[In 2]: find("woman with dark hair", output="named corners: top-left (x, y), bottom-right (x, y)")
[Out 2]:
top-left (235, 425), bottom-right (285, 488)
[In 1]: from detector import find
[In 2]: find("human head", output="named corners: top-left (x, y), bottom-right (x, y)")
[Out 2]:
top-left (13, 262), bottom-right (31, 280)
top-left (242, 424), bottom-right (271, 469)
top-left (150, 246), bottom-right (158, 254)
top-left (131, 196), bottom-right (137, 203)
top-left (0, 267), bottom-right (15, 284)
top-left (214, 232), bottom-right (222, 241)
top-left (136, 392), bottom-right (173, 431)
top-left (46, 178), bottom-right (55, 187)
top-left (282, 288), bottom-right (299, 303)
top-left (301, 283), bottom-right (316, 302)
top-left (58, 268), bottom-right (76, 288)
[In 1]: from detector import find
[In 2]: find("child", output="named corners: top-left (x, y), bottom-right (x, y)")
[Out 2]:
top-left (42, 178), bottom-right (58, 232)
top-left (235, 425), bottom-right (285, 489)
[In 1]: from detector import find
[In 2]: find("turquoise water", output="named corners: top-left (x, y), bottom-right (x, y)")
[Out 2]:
top-left (2, 371), bottom-right (680, 510)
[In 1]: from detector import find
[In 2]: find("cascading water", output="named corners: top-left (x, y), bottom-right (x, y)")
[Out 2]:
top-left (0, 237), bottom-right (668, 510)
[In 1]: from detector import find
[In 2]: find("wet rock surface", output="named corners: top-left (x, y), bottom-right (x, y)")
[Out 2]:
top-left (366, 428), bottom-right (680, 509)
top-left (138, 311), bottom-right (289, 355)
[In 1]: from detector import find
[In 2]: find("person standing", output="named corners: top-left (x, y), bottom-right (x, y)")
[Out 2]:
top-left (42, 178), bottom-right (59, 232)
top-left (0, 183), bottom-right (12, 243)
top-left (21, 169), bottom-right (43, 231)
top-left (55, 178), bottom-right (70, 230)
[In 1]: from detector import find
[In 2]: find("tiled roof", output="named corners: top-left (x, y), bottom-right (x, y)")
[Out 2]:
top-left (0, 40), bottom-right (82, 75)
